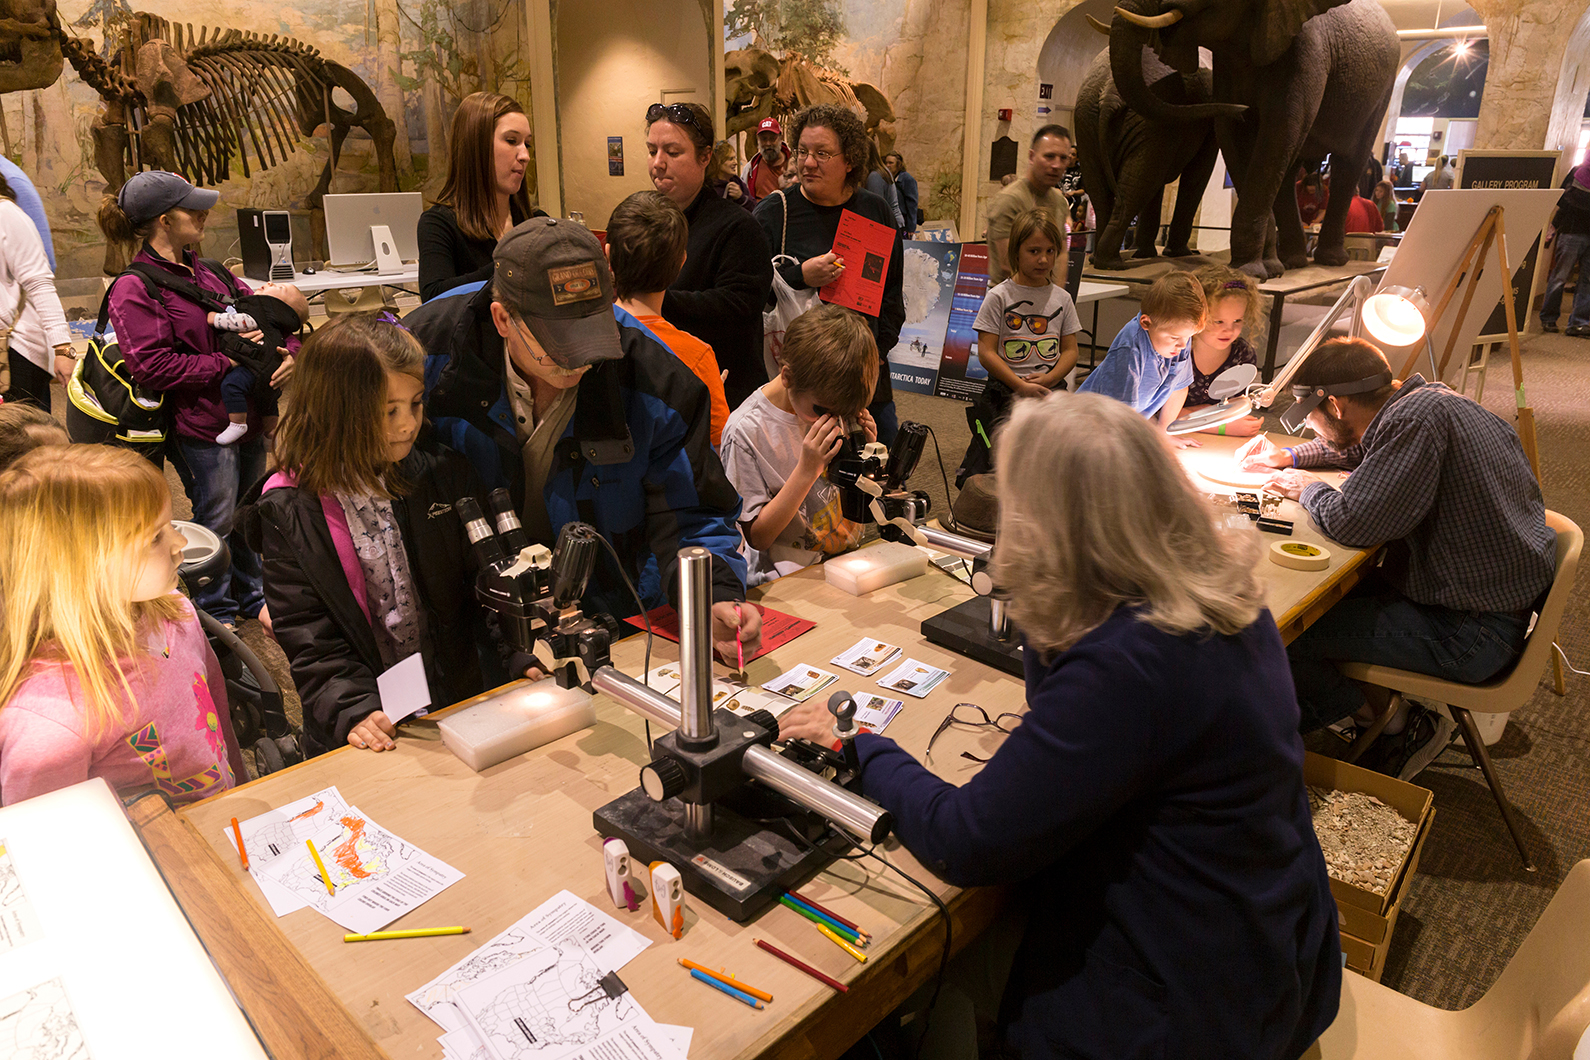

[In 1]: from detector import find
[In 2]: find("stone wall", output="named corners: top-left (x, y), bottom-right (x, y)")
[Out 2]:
top-left (879, 0), bottom-right (974, 224)
top-left (1472, 0), bottom-right (1590, 153)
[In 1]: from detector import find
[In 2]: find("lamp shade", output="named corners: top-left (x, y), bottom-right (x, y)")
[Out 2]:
top-left (1167, 395), bottom-right (1253, 436)
top-left (1362, 284), bottom-right (1430, 346)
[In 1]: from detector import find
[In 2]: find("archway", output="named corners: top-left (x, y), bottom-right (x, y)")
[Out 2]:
top-left (1546, 8), bottom-right (1590, 158)
top-left (1035, 0), bottom-right (1117, 132)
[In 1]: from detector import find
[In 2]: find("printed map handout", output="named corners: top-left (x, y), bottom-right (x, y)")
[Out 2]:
top-left (226, 785), bottom-right (464, 933)
top-left (0, 841), bottom-right (43, 954)
top-left (0, 978), bottom-right (90, 1059)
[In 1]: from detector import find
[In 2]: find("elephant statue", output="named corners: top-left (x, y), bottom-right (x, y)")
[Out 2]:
top-left (1104, 0), bottom-right (1399, 279)
top-left (1075, 47), bottom-right (1220, 270)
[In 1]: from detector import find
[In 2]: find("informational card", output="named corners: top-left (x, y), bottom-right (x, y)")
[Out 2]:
top-left (832, 637), bottom-right (902, 676)
top-left (644, 664), bottom-right (801, 718)
top-left (851, 693), bottom-right (904, 734)
top-left (820, 208), bottom-right (896, 317)
top-left (877, 658), bottom-right (949, 699)
top-left (378, 652), bottom-right (432, 723)
top-left (762, 664), bottom-right (840, 703)
top-left (624, 603), bottom-right (816, 664)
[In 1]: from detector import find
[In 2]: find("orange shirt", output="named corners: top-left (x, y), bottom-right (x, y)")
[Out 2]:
top-left (635, 313), bottom-right (730, 445)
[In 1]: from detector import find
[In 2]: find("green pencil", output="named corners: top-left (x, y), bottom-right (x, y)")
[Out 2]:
top-left (778, 895), bottom-right (865, 945)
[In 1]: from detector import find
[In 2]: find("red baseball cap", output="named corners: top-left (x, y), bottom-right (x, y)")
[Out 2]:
top-left (757, 117), bottom-right (782, 136)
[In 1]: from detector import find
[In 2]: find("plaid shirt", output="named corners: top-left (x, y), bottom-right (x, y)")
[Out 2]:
top-left (1289, 438), bottom-right (1363, 470)
top-left (1298, 377), bottom-right (1555, 612)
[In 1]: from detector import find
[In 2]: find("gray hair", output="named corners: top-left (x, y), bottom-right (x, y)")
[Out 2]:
top-left (991, 392), bottom-right (1264, 658)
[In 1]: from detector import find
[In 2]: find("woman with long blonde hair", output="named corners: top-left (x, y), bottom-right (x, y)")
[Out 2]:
top-left (780, 393), bottom-right (1340, 1058)
top-left (0, 445), bottom-right (244, 804)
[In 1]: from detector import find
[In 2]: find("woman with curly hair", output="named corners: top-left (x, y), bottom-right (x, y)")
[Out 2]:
top-left (778, 393), bottom-right (1341, 1060)
top-left (752, 103), bottom-right (904, 445)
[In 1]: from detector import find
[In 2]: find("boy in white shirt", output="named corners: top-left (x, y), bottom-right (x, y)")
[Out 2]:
top-left (719, 305), bottom-right (879, 585)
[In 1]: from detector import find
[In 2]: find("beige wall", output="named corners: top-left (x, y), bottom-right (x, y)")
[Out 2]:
top-left (555, 0), bottom-right (714, 227)
top-left (878, 0), bottom-right (975, 225)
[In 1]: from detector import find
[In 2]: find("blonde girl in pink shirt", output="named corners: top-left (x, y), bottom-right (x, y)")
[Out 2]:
top-left (0, 445), bottom-right (245, 804)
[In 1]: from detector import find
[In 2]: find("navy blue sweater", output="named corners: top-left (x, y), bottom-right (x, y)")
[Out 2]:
top-left (856, 608), bottom-right (1340, 1059)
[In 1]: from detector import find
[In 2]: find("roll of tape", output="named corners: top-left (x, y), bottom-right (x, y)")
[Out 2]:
top-left (1269, 540), bottom-right (1330, 571)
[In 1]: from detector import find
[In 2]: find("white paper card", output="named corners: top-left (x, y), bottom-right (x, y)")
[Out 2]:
top-left (852, 693), bottom-right (904, 734)
top-left (378, 652), bottom-right (432, 723)
top-left (761, 665), bottom-right (839, 702)
top-left (877, 658), bottom-right (949, 698)
top-left (0, 841), bottom-right (44, 954)
top-left (832, 638), bottom-right (902, 676)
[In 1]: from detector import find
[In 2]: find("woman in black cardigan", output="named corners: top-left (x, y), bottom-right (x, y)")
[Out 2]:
top-left (646, 101), bottom-right (774, 410)
top-left (417, 92), bottom-right (546, 301)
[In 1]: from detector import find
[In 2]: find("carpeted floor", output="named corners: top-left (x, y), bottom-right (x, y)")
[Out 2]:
top-left (69, 321), bottom-right (1587, 1014)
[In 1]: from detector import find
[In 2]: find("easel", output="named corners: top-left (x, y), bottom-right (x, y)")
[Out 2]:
top-left (1393, 204), bottom-right (1564, 693)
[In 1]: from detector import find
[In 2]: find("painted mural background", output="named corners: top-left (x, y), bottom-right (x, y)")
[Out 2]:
top-left (6, 0), bottom-right (532, 282)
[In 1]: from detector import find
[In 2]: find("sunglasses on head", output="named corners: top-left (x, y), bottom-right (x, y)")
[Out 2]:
top-left (647, 103), bottom-right (702, 132)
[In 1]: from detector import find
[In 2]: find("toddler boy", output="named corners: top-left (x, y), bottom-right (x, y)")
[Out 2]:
top-left (719, 304), bottom-right (879, 585)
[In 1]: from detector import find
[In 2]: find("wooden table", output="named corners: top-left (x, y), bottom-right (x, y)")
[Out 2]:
top-left (137, 484), bottom-right (1372, 1060)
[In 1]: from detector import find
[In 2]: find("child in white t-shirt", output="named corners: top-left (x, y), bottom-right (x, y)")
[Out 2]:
top-left (974, 209), bottom-right (1081, 404)
top-left (719, 305), bottom-right (879, 585)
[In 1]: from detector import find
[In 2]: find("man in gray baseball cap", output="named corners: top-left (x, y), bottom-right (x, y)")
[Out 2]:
top-left (412, 216), bottom-right (762, 657)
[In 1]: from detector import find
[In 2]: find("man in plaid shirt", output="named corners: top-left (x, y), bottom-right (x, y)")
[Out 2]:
top-left (1244, 339), bottom-right (1554, 779)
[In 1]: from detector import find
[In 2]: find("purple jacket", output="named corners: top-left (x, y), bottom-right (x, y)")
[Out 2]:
top-left (109, 246), bottom-right (298, 443)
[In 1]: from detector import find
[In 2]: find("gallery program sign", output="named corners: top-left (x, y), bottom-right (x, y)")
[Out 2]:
top-left (1455, 150), bottom-right (1563, 340)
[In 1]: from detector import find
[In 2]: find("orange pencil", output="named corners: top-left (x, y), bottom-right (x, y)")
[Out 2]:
top-left (677, 958), bottom-right (773, 1003)
top-left (230, 817), bottom-right (248, 870)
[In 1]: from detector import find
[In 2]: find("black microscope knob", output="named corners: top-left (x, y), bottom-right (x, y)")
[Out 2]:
top-left (639, 757), bottom-right (688, 802)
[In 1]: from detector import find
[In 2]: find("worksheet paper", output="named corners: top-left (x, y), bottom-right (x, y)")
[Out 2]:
top-left (831, 638), bottom-right (902, 677)
top-left (407, 890), bottom-right (650, 1035)
top-left (454, 943), bottom-right (684, 1060)
top-left (876, 658), bottom-right (949, 699)
top-left (0, 842), bottom-right (44, 954)
top-left (223, 785), bottom-right (465, 934)
top-left (441, 1022), bottom-right (691, 1060)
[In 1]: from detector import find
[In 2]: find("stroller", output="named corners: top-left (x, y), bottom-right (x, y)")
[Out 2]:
top-left (173, 521), bottom-right (303, 775)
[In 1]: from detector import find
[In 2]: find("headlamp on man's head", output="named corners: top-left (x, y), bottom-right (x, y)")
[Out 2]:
top-left (1280, 372), bottom-right (1392, 434)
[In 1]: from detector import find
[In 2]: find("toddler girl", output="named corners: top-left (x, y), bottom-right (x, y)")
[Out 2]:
top-left (1185, 265), bottom-right (1264, 437)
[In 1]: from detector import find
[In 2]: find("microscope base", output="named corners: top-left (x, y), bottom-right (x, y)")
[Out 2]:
top-left (920, 595), bottom-right (1025, 677)
top-left (594, 787), bottom-right (849, 922)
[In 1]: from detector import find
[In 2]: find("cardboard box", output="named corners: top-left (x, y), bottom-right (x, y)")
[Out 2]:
top-left (1304, 752), bottom-right (1435, 981)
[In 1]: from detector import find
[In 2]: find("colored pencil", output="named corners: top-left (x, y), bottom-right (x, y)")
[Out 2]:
top-left (230, 817), bottom-right (248, 870)
top-left (344, 927), bottom-right (471, 942)
top-left (787, 891), bottom-right (866, 937)
top-left (778, 895), bottom-right (865, 945)
top-left (689, 968), bottom-right (765, 1008)
top-left (677, 959), bottom-right (773, 1003)
top-left (305, 838), bottom-right (335, 896)
top-left (754, 938), bottom-right (848, 992)
top-left (815, 923), bottom-right (868, 963)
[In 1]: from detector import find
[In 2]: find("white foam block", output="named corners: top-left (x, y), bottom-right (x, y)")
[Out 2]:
top-left (438, 678), bottom-right (596, 772)
top-left (825, 541), bottom-right (931, 596)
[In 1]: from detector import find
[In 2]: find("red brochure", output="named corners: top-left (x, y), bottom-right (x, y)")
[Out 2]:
top-left (820, 209), bottom-right (895, 317)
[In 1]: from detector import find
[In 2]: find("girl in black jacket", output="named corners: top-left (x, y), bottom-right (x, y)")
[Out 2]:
top-left (244, 314), bottom-right (526, 757)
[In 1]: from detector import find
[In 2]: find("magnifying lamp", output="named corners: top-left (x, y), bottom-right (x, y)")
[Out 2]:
top-left (1166, 363), bottom-right (1259, 435)
top-left (1361, 285), bottom-right (1430, 346)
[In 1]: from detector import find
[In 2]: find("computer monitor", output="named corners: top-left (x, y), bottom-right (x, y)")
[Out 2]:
top-left (323, 192), bottom-right (424, 268)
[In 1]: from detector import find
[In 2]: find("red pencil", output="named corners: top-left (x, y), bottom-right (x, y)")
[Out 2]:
top-left (789, 891), bottom-right (867, 936)
top-left (755, 938), bottom-right (849, 993)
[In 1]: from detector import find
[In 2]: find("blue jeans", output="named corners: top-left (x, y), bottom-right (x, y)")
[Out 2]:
top-left (1541, 233), bottom-right (1590, 329)
top-left (869, 398), bottom-right (899, 449)
top-left (1287, 575), bottom-right (1530, 733)
top-left (169, 434), bottom-right (266, 623)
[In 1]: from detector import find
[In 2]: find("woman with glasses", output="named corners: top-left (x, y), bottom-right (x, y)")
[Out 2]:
top-left (780, 393), bottom-right (1340, 1059)
top-left (417, 92), bottom-right (546, 302)
top-left (644, 101), bottom-right (773, 409)
top-left (751, 103), bottom-right (905, 446)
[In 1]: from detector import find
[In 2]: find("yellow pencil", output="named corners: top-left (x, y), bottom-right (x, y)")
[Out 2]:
top-left (344, 927), bottom-right (471, 942)
top-left (815, 922), bottom-right (867, 963)
top-left (306, 838), bottom-right (335, 896)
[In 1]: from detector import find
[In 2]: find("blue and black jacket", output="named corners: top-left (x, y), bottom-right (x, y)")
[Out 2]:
top-left (408, 281), bottom-right (748, 616)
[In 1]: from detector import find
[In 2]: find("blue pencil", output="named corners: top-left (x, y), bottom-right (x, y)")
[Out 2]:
top-left (780, 894), bottom-right (866, 946)
top-left (690, 968), bottom-right (765, 1008)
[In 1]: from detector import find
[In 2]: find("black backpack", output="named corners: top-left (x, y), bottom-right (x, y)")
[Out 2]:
top-left (68, 259), bottom-right (236, 446)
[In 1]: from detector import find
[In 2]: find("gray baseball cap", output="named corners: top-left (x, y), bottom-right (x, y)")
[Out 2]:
top-left (117, 171), bottom-right (220, 225)
top-left (493, 217), bottom-right (623, 369)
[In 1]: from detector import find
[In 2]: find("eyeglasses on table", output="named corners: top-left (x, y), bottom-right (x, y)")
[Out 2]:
top-left (926, 702), bottom-right (1024, 763)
